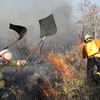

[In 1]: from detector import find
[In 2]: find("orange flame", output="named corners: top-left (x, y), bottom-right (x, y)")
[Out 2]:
top-left (42, 88), bottom-right (49, 97)
top-left (48, 51), bottom-right (73, 79)
top-left (50, 87), bottom-right (58, 95)
top-left (40, 85), bottom-right (58, 97)
top-left (79, 42), bottom-right (84, 49)
top-left (76, 39), bottom-right (84, 49)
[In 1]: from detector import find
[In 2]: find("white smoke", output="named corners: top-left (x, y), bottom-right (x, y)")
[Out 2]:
top-left (0, 0), bottom-right (74, 46)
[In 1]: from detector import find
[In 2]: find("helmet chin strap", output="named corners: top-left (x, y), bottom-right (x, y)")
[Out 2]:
top-left (84, 38), bottom-right (92, 43)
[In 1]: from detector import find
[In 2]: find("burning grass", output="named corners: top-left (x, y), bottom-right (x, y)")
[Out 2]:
top-left (47, 47), bottom-right (88, 99)
top-left (2, 44), bottom-right (93, 100)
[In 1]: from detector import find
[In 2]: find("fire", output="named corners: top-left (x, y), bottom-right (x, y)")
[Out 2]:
top-left (50, 87), bottom-right (58, 95)
top-left (41, 86), bottom-right (49, 97)
top-left (76, 39), bottom-right (84, 49)
top-left (79, 42), bottom-right (84, 49)
top-left (39, 84), bottom-right (58, 97)
top-left (48, 51), bottom-right (73, 79)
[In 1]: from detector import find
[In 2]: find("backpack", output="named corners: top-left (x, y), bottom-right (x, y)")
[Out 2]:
top-left (85, 41), bottom-right (99, 57)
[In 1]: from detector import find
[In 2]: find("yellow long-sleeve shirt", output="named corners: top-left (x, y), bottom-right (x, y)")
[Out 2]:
top-left (82, 39), bottom-right (100, 58)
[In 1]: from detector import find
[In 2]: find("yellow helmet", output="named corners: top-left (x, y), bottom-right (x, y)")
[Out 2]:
top-left (84, 34), bottom-right (91, 40)
top-left (84, 34), bottom-right (92, 43)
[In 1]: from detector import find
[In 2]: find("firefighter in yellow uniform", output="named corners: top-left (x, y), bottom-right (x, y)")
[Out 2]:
top-left (82, 34), bottom-right (100, 79)
top-left (0, 49), bottom-right (27, 98)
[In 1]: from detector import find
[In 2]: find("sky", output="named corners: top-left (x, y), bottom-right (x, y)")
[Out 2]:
top-left (72, 0), bottom-right (100, 10)
top-left (0, 0), bottom-right (99, 47)
top-left (71, 0), bottom-right (100, 18)
top-left (70, 0), bottom-right (100, 12)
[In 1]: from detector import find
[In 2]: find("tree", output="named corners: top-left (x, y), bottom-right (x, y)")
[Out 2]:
top-left (74, 0), bottom-right (100, 39)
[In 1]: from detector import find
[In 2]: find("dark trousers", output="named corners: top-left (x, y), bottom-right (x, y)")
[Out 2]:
top-left (87, 57), bottom-right (100, 78)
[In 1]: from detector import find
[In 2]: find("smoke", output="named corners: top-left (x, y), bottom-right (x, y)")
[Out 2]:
top-left (0, 0), bottom-right (75, 47)
top-left (1, 1), bottom-right (78, 92)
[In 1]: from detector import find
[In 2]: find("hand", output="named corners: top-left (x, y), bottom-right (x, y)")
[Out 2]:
top-left (17, 60), bottom-right (27, 67)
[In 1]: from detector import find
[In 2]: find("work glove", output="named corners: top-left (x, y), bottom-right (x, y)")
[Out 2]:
top-left (16, 60), bottom-right (27, 67)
